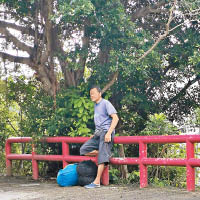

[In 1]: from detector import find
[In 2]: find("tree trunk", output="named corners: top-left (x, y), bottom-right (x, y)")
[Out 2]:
top-left (118, 144), bottom-right (129, 179)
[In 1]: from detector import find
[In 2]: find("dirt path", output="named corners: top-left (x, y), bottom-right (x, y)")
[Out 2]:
top-left (0, 176), bottom-right (200, 200)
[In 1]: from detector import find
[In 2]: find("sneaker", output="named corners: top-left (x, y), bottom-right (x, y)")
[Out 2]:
top-left (84, 182), bottom-right (100, 189)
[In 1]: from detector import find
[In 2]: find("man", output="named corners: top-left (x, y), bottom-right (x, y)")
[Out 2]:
top-left (80, 85), bottom-right (119, 189)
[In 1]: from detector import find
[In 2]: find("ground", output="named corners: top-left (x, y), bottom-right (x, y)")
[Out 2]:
top-left (0, 176), bottom-right (200, 200)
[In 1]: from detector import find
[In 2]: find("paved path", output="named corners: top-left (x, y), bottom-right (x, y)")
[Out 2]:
top-left (0, 176), bottom-right (200, 200)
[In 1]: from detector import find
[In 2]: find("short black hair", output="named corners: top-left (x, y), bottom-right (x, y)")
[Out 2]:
top-left (90, 85), bottom-right (102, 93)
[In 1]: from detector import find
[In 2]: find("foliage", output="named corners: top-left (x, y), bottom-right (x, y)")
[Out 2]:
top-left (109, 167), bottom-right (140, 185)
top-left (5, 77), bottom-right (94, 139)
top-left (50, 86), bottom-right (94, 137)
top-left (0, 1), bottom-right (199, 121)
top-left (109, 113), bottom-right (186, 187)
top-left (127, 171), bottom-right (140, 184)
top-left (140, 113), bottom-right (179, 160)
top-left (194, 108), bottom-right (200, 127)
top-left (141, 113), bottom-right (180, 136)
top-left (1, 77), bottom-right (95, 175)
top-left (0, 0), bottom-right (199, 127)
top-left (141, 113), bottom-right (186, 187)
top-left (0, 79), bottom-right (21, 173)
top-left (109, 167), bottom-right (120, 184)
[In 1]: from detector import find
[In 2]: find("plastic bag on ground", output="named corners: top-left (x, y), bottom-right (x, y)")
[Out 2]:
top-left (57, 163), bottom-right (78, 187)
top-left (76, 160), bottom-right (97, 186)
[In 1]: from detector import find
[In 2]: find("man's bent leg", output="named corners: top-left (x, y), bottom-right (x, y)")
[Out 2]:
top-left (84, 150), bottom-right (98, 156)
top-left (80, 137), bottom-right (99, 156)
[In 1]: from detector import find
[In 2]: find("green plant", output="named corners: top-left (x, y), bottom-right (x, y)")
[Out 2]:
top-left (109, 167), bottom-right (120, 183)
top-left (127, 171), bottom-right (140, 184)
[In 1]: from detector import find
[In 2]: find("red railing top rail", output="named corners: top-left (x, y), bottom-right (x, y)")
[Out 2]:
top-left (6, 134), bottom-right (200, 144)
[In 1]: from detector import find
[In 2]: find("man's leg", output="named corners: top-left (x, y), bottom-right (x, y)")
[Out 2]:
top-left (80, 137), bottom-right (99, 156)
top-left (93, 163), bottom-right (105, 185)
top-left (84, 150), bottom-right (98, 156)
top-left (87, 132), bottom-right (114, 186)
top-left (84, 163), bottom-right (105, 188)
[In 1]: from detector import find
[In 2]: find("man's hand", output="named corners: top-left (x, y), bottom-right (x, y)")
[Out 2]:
top-left (104, 133), bottom-right (111, 143)
top-left (104, 113), bottom-right (119, 143)
top-left (90, 135), bottom-right (94, 139)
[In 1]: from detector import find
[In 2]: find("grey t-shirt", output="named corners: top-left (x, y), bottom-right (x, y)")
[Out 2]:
top-left (94, 99), bottom-right (117, 131)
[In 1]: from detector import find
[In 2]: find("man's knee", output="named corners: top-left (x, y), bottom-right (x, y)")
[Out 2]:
top-left (80, 145), bottom-right (85, 155)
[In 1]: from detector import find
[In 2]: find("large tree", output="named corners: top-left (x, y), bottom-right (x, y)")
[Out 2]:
top-left (0, 0), bottom-right (199, 120)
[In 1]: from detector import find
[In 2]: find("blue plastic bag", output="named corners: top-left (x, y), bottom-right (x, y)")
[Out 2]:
top-left (57, 163), bottom-right (78, 187)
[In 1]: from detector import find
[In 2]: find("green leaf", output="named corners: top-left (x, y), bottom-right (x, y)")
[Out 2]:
top-left (79, 107), bottom-right (84, 113)
top-left (83, 115), bottom-right (87, 122)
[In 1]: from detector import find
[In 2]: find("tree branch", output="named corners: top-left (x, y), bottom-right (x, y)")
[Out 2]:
top-left (169, 19), bottom-right (200, 33)
top-left (163, 75), bottom-right (200, 111)
top-left (102, 71), bottom-right (119, 94)
top-left (76, 24), bottom-right (90, 84)
top-left (131, 1), bottom-right (168, 21)
top-left (137, 0), bottom-right (177, 62)
top-left (40, 0), bottom-right (59, 99)
top-left (102, 1), bottom-right (177, 93)
top-left (6, 119), bottom-right (20, 136)
top-left (0, 27), bottom-right (34, 55)
top-left (0, 20), bottom-right (36, 37)
top-left (0, 52), bottom-right (31, 65)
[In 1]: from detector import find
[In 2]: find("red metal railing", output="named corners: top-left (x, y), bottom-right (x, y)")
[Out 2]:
top-left (5, 135), bottom-right (200, 191)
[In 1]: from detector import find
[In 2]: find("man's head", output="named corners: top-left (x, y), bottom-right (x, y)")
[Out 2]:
top-left (90, 85), bottom-right (102, 103)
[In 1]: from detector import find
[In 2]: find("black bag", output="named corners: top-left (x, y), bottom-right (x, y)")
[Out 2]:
top-left (76, 160), bottom-right (98, 186)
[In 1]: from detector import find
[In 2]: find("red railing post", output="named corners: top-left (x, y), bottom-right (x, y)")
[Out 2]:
top-left (32, 144), bottom-right (39, 180)
top-left (139, 141), bottom-right (148, 188)
top-left (102, 165), bottom-right (109, 185)
top-left (186, 140), bottom-right (195, 191)
top-left (62, 141), bottom-right (69, 168)
top-left (5, 140), bottom-right (12, 176)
